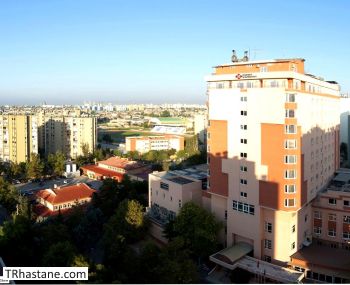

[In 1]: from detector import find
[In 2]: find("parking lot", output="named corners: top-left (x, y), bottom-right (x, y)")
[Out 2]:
top-left (15, 176), bottom-right (103, 196)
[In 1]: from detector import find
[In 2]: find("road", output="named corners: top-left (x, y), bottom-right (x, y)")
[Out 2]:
top-left (15, 176), bottom-right (103, 195)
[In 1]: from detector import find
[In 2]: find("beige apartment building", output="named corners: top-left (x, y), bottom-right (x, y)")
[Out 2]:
top-left (0, 114), bottom-right (38, 163)
top-left (37, 112), bottom-right (97, 158)
top-left (205, 52), bottom-right (341, 268)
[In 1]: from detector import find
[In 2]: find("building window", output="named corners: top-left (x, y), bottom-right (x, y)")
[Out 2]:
top-left (344, 216), bottom-right (350, 224)
top-left (343, 231), bottom-right (350, 240)
top-left (285, 169), bottom-right (296, 179)
top-left (264, 239), bottom-right (272, 249)
top-left (240, 152), bottom-right (247, 158)
top-left (284, 155), bottom-right (297, 164)
top-left (179, 200), bottom-right (182, 208)
top-left (160, 182), bottom-right (169, 190)
top-left (292, 225), bottom-right (296, 233)
top-left (285, 109), bottom-right (295, 118)
top-left (240, 125), bottom-right (247, 130)
top-left (240, 166), bottom-right (248, 172)
top-left (240, 192), bottom-right (247, 198)
top-left (284, 139), bottom-right (297, 149)
top-left (286, 93), bottom-right (296, 103)
top-left (207, 132), bottom-right (210, 139)
top-left (314, 211), bottom-right (322, 219)
top-left (240, 110), bottom-right (247, 116)
top-left (314, 227), bottom-right (322, 235)
top-left (291, 242), bottom-right (295, 250)
top-left (240, 138), bottom-right (247, 144)
top-left (264, 255), bottom-right (272, 262)
top-left (224, 210), bottom-right (227, 220)
top-left (240, 179), bottom-right (247, 185)
top-left (232, 200), bottom-right (254, 215)
top-left (260, 66), bottom-right (268, 73)
top-left (329, 214), bottom-right (337, 221)
top-left (328, 229), bottom-right (336, 237)
top-left (285, 125), bottom-right (297, 134)
top-left (285, 184), bottom-right (296, 193)
top-left (328, 198), bottom-right (336, 205)
top-left (284, 198), bottom-right (295, 207)
top-left (344, 200), bottom-right (350, 207)
top-left (240, 96), bottom-right (247, 102)
top-left (265, 222), bottom-right (272, 233)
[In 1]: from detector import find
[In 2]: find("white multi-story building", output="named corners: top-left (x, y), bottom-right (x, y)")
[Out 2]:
top-left (205, 52), bottom-right (340, 266)
top-left (125, 135), bottom-right (184, 154)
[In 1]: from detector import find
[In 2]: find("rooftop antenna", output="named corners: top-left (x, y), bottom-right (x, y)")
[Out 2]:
top-left (251, 49), bottom-right (263, 60)
top-left (231, 50), bottom-right (238, 62)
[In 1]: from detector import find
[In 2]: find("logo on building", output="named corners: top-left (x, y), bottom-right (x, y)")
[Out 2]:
top-left (235, 73), bottom-right (257, 79)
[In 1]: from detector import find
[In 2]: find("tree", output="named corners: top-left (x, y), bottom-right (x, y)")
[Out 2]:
top-left (42, 241), bottom-right (76, 266)
top-left (160, 110), bottom-right (171, 117)
top-left (26, 153), bottom-right (44, 179)
top-left (48, 151), bottom-right (66, 176)
top-left (156, 237), bottom-right (199, 283)
top-left (169, 202), bottom-right (222, 260)
top-left (185, 135), bottom-right (199, 155)
top-left (0, 177), bottom-right (20, 215)
top-left (0, 216), bottom-right (37, 266)
top-left (103, 199), bottom-right (148, 245)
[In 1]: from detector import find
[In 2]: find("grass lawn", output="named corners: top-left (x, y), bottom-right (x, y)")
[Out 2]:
top-left (98, 129), bottom-right (159, 143)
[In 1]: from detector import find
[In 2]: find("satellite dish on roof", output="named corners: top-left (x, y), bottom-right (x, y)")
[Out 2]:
top-left (242, 51), bottom-right (249, 62)
top-left (231, 50), bottom-right (238, 62)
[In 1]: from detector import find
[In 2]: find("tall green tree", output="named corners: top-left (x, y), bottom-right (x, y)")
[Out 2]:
top-left (0, 177), bottom-right (20, 215)
top-left (103, 199), bottom-right (148, 245)
top-left (48, 151), bottom-right (66, 176)
top-left (26, 153), bottom-right (44, 179)
top-left (167, 202), bottom-right (222, 260)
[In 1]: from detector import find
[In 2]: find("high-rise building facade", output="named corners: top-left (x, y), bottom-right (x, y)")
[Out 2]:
top-left (37, 112), bottom-right (97, 159)
top-left (206, 53), bottom-right (340, 263)
top-left (0, 115), bottom-right (38, 163)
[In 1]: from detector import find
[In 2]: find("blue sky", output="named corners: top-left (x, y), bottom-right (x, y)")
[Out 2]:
top-left (0, 0), bottom-right (349, 105)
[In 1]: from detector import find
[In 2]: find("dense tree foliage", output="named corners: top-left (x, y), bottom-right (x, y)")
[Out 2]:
top-left (47, 151), bottom-right (66, 176)
top-left (165, 202), bottom-right (222, 260)
top-left (26, 153), bottom-right (44, 179)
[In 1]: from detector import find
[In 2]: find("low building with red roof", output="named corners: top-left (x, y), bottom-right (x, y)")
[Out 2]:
top-left (80, 156), bottom-right (150, 182)
top-left (33, 183), bottom-right (96, 221)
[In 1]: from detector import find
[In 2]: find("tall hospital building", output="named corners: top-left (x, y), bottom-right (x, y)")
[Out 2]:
top-left (206, 51), bottom-right (340, 264)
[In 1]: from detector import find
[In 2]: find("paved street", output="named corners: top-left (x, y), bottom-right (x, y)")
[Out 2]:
top-left (15, 176), bottom-right (103, 195)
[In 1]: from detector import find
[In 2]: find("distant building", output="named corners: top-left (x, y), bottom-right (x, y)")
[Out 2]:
top-left (80, 156), bottom-right (150, 182)
top-left (37, 111), bottom-right (97, 159)
top-left (125, 135), bottom-right (184, 154)
top-left (34, 183), bottom-right (95, 221)
top-left (340, 97), bottom-right (350, 164)
top-left (194, 113), bottom-right (208, 150)
top-left (150, 117), bottom-right (187, 135)
top-left (0, 114), bottom-right (38, 163)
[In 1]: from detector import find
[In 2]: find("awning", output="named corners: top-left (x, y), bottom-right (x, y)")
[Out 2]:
top-left (210, 242), bottom-right (253, 269)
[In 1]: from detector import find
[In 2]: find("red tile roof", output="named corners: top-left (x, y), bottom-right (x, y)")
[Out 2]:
top-left (98, 156), bottom-right (144, 170)
top-left (81, 164), bottom-right (124, 179)
top-left (36, 183), bottom-right (96, 205)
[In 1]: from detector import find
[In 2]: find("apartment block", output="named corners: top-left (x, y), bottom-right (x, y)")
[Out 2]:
top-left (0, 114), bottom-right (38, 163)
top-left (125, 135), bottom-right (184, 154)
top-left (205, 51), bottom-right (340, 269)
top-left (37, 112), bottom-right (96, 159)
